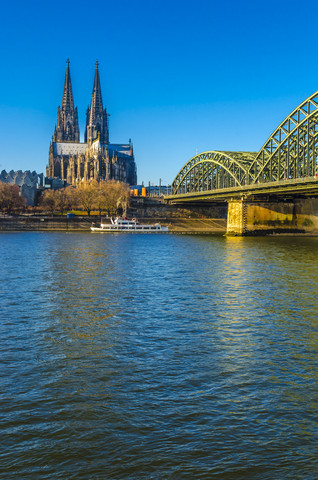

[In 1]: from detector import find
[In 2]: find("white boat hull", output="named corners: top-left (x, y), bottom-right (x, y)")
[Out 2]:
top-left (91, 221), bottom-right (169, 233)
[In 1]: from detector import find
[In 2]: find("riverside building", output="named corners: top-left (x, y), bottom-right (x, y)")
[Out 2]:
top-left (47, 60), bottom-right (137, 186)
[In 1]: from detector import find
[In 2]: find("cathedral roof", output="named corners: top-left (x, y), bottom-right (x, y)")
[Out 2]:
top-left (53, 142), bottom-right (87, 156)
top-left (53, 142), bottom-right (134, 157)
top-left (107, 144), bottom-right (133, 156)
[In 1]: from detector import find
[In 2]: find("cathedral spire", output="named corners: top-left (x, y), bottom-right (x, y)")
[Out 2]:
top-left (85, 61), bottom-right (109, 144)
top-left (90, 61), bottom-right (103, 117)
top-left (54, 59), bottom-right (80, 143)
top-left (61, 58), bottom-right (74, 111)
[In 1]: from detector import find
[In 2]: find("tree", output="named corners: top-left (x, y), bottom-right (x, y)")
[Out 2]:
top-left (0, 182), bottom-right (25, 214)
top-left (74, 181), bottom-right (98, 216)
top-left (98, 180), bottom-right (130, 217)
top-left (55, 187), bottom-right (73, 214)
top-left (40, 186), bottom-right (78, 215)
top-left (40, 189), bottom-right (56, 215)
top-left (64, 186), bottom-right (78, 211)
top-left (38, 181), bottom-right (130, 217)
top-left (99, 181), bottom-right (117, 216)
top-left (114, 181), bottom-right (130, 216)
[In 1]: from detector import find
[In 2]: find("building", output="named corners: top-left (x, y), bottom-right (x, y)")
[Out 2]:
top-left (0, 170), bottom-right (45, 206)
top-left (47, 60), bottom-right (137, 186)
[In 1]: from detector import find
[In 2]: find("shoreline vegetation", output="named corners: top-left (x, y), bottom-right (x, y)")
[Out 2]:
top-left (0, 180), bottom-right (131, 217)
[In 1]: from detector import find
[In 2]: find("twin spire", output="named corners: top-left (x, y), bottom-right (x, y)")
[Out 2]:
top-left (61, 58), bottom-right (74, 111)
top-left (85, 60), bottom-right (109, 144)
top-left (54, 59), bottom-right (109, 144)
top-left (90, 61), bottom-right (103, 119)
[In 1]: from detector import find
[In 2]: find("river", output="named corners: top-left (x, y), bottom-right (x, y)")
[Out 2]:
top-left (1, 232), bottom-right (318, 479)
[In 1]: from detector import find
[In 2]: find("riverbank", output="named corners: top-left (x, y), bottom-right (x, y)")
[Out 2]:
top-left (2, 216), bottom-right (318, 235)
top-left (0, 216), bottom-right (227, 234)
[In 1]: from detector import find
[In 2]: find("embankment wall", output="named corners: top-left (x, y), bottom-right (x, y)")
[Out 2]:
top-left (246, 198), bottom-right (318, 234)
top-left (0, 216), bottom-right (227, 234)
top-left (227, 198), bottom-right (318, 235)
top-left (128, 197), bottom-right (227, 219)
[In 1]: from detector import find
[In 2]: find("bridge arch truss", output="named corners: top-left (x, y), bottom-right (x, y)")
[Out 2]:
top-left (171, 151), bottom-right (256, 195)
top-left (171, 91), bottom-right (318, 196)
top-left (248, 90), bottom-right (318, 184)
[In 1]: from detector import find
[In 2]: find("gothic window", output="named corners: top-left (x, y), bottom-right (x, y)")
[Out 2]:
top-left (66, 122), bottom-right (72, 138)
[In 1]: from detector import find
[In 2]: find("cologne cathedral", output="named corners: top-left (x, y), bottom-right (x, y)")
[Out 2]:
top-left (47, 60), bottom-right (137, 185)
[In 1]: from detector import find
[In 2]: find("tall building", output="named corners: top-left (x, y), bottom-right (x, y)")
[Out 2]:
top-left (47, 60), bottom-right (137, 186)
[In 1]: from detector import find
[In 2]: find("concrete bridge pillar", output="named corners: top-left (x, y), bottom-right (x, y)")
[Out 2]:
top-left (226, 200), bottom-right (247, 235)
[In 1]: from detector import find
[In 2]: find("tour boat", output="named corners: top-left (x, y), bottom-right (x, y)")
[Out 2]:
top-left (90, 217), bottom-right (169, 233)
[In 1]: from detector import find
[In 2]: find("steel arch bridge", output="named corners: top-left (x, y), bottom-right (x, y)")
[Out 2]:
top-left (170, 90), bottom-right (318, 199)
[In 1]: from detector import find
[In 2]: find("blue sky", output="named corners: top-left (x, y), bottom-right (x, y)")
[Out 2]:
top-left (0, 0), bottom-right (317, 185)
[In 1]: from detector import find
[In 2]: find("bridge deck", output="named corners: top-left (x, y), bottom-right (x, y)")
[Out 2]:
top-left (166, 176), bottom-right (318, 203)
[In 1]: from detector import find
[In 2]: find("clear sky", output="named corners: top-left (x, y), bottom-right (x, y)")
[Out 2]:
top-left (0, 0), bottom-right (318, 185)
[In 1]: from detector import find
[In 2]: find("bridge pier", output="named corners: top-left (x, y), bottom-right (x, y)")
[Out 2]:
top-left (226, 198), bottom-right (318, 235)
top-left (226, 200), bottom-right (247, 235)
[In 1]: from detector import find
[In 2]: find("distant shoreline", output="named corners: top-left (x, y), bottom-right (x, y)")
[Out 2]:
top-left (2, 216), bottom-right (318, 236)
top-left (0, 216), bottom-right (227, 234)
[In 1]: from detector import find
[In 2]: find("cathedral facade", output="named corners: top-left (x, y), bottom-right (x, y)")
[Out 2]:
top-left (47, 60), bottom-right (137, 186)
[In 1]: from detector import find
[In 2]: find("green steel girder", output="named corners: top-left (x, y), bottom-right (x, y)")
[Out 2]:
top-left (170, 90), bottom-right (318, 198)
top-left (265, 127), bottom-right (318, 182)
top-left (249, 91), bottom-right (318, 183)
top-left (171, 151), bottom-right (257, 195)
top-left (168, 176), bottom-right (318, 202)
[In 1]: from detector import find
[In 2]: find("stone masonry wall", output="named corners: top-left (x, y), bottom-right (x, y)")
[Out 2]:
top-left (128, 197), bottom-right (227, 219)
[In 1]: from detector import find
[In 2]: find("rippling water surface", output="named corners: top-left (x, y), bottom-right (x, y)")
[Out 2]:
top-left (1, 232), bottom-right (318, 479)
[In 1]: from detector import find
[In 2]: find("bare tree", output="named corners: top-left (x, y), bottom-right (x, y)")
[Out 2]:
top-left (38, 181), bottom-right (130, 217)
top-left (74, 181), bottom-right (98, 216)
top-left (97, 180), bottom-right (130, 217)
top-left (0, 182), bottom-right (25, 214)
top-left (55, 187), bottom-right (73, 214)
top-left (115, 181), bottom-right (130, 216)
top-left (40, 190), bottom-right (56, 215)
